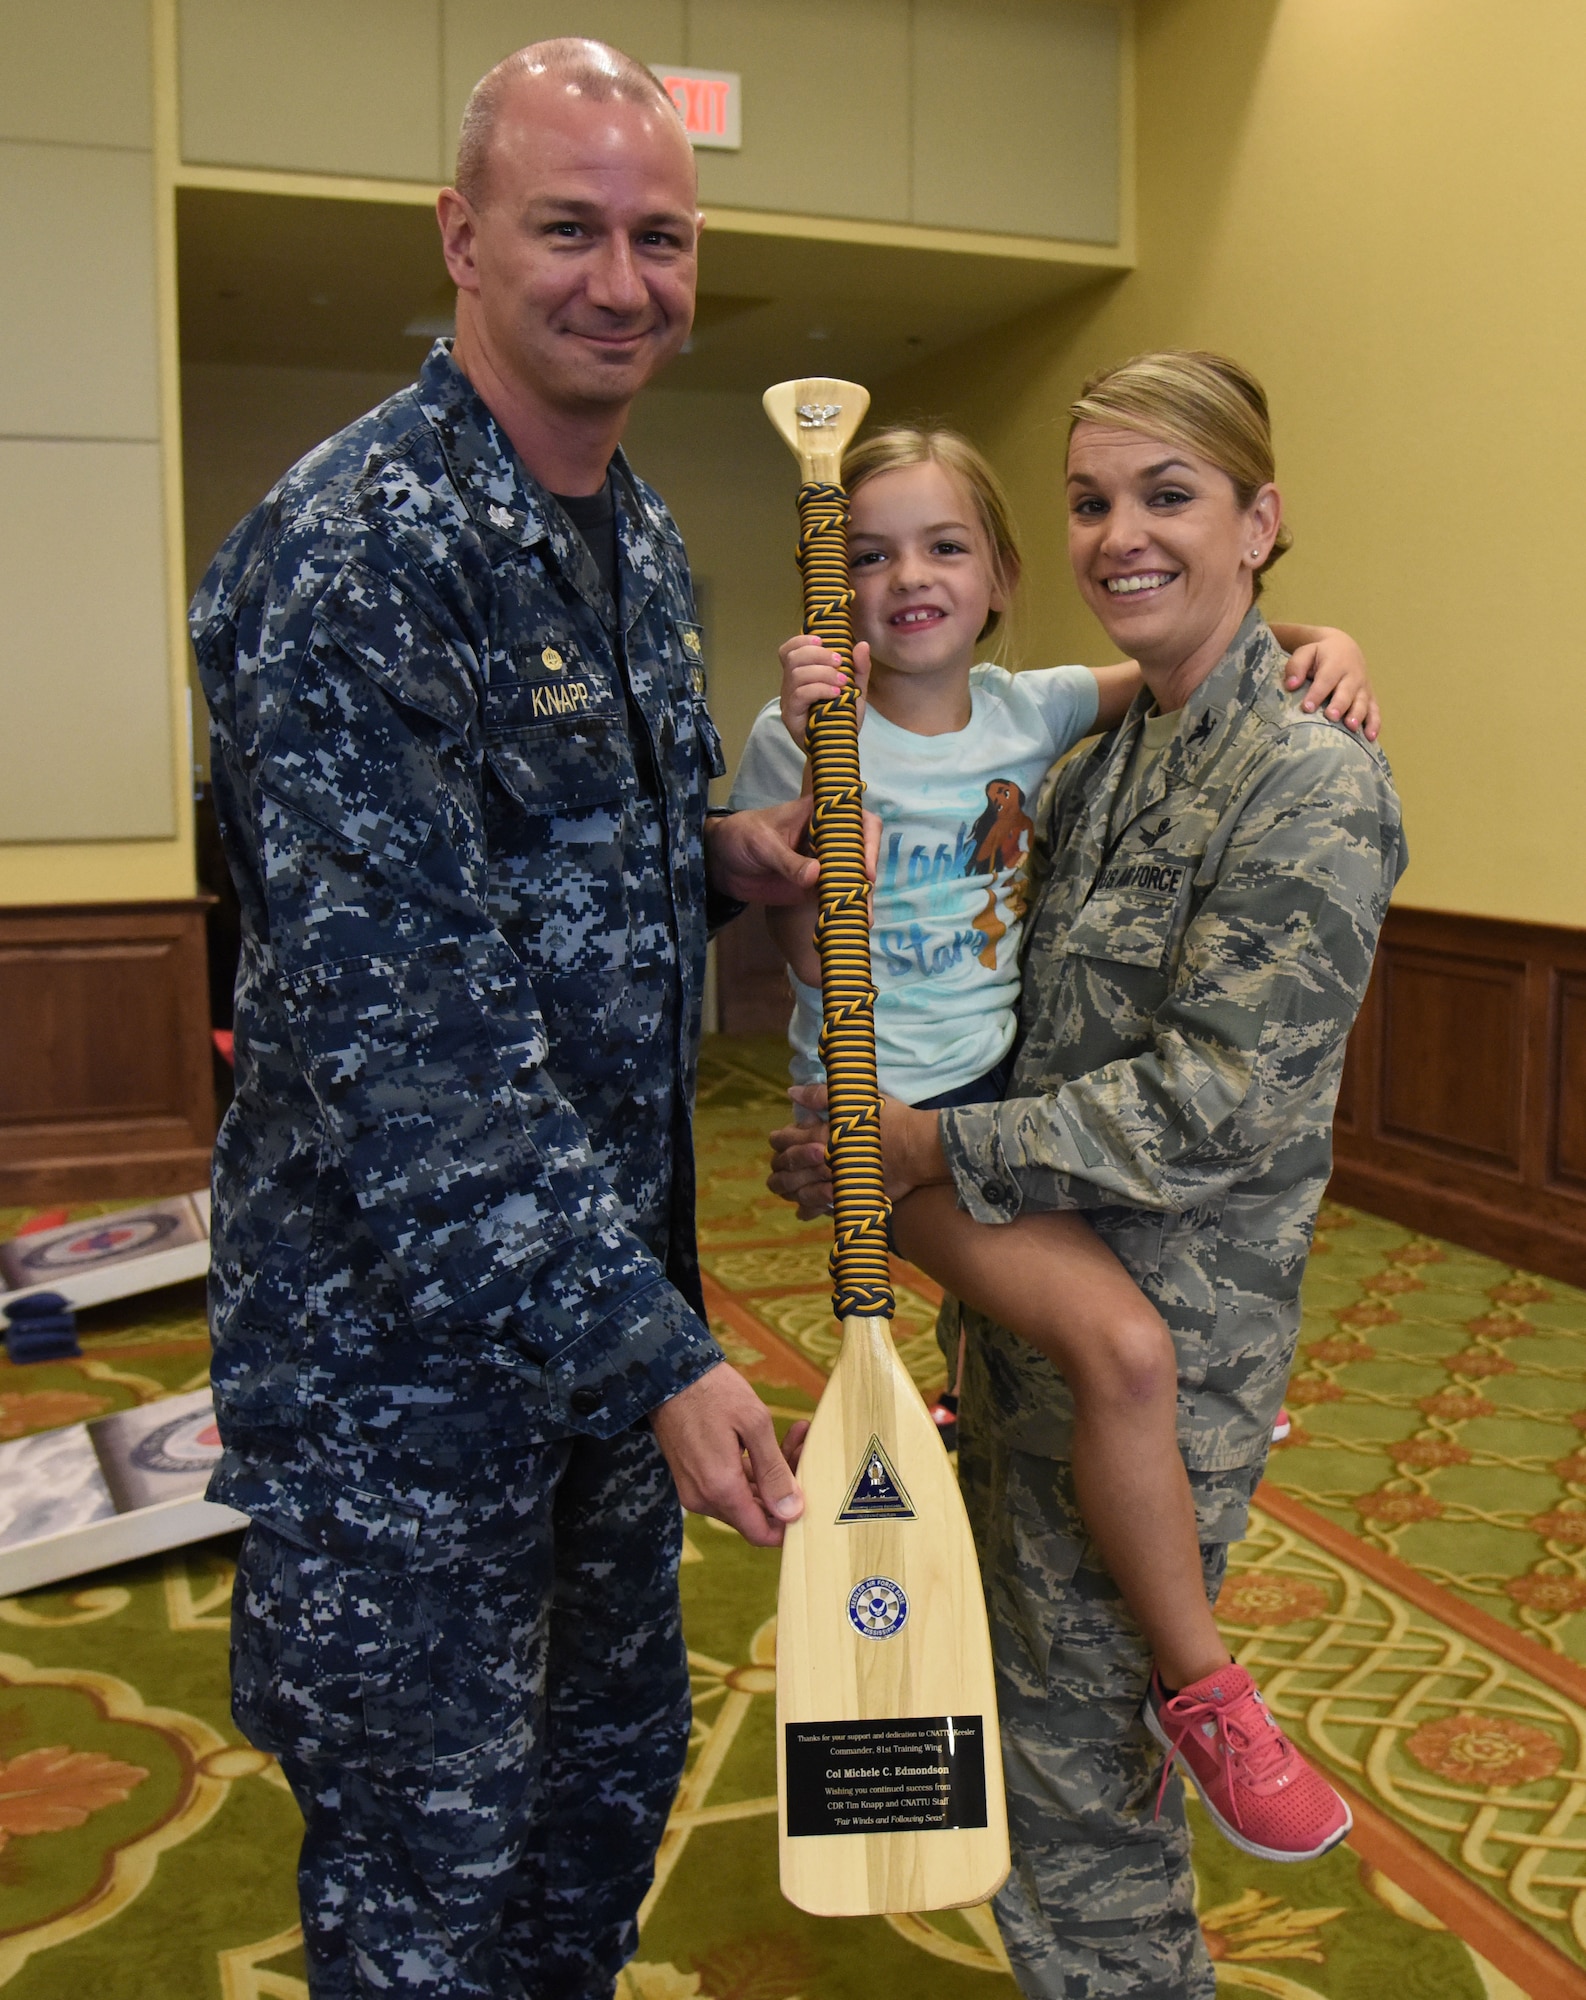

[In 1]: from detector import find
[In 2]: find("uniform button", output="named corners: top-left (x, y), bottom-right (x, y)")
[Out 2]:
top-left (570, 1387), bottom-right (602, 1417)
top-left (981, 1182), bottom-right (1007, 1205)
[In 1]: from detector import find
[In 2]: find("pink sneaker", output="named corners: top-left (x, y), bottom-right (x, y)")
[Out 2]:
top-left (1145, 1663), bottom-right (1351, 1862)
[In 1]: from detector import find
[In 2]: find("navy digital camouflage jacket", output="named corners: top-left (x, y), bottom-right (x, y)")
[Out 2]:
top-left (190, 343), bottom-right (726, 1556)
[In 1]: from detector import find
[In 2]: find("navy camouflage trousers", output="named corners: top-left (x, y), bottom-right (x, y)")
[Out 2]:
top-left (230, 1426), bottom-right (690, 1998)
top-left (957, 1336), bottom-right (1263, 2000)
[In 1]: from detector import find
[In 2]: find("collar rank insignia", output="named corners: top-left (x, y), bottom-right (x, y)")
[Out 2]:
top-left (1137, 817), bottom-right (1172, 849)
top-left (1188, 708), bottom-right (1217, 746)
top-left (837, 1434), bottom-right (916, 1523)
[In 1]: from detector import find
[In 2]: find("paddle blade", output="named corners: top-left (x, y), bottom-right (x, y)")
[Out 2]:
top-left (776, 1315), bottom-right (1009, 1915)
top-left (763, 378), bottom-right (871, 485)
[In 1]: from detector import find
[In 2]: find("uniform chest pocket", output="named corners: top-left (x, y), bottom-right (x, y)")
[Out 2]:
top-left (1064, 874), bottom-right (1187, 971)
top-left (483, 692), bottom-right (635, 816)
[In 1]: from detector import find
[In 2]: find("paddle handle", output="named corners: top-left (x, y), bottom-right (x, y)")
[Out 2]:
top-left (795, 482), bottom-right (894, 1322)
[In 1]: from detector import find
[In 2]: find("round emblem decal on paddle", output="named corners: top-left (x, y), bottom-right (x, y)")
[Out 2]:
top-left (848, 1575), bottom-right (908, 1640)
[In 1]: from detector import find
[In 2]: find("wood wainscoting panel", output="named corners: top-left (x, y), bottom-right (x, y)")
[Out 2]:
top-left (1552, 972), bottom-right (1586, 1194)
top-left (1378, 946), bottom-right (1525, 1169)
top-left (1331, 907), bottom-right (1586, 1286)
top-left (0, 901), bottom-right (215, 1203)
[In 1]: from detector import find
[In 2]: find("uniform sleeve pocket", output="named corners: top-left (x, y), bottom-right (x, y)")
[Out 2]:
top-left (315, 561), bottom-right (475, 738)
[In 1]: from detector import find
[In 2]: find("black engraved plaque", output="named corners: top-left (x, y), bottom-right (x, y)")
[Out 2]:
top-left (784, 1715), bottom-right (988, 1836)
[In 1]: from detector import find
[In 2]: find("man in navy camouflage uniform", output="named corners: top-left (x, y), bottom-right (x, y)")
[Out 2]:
top-left (191, 40), bottom-right (814, 1998)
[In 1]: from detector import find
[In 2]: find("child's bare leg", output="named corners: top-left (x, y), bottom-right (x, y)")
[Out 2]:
top-left (892, 1185), bottom-right (1230, 1690)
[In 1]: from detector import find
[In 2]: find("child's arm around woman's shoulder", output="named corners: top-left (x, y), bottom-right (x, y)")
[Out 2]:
top-left (1080, 625), bottom-right (1381, 737)
top-left (1270, 624), bottom-right (1380, 738)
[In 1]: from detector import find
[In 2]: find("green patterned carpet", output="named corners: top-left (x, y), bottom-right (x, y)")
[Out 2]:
top-left (0, 1037), bottom-right (1580, 1995)
top-left (1276, 1204), bottom-right (1586, 1657)
top-left (0, 1272), bottom-right (305, 1994)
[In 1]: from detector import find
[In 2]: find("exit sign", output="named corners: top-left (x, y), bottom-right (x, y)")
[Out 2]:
top-left (656, 66), bottom-right (741, 150)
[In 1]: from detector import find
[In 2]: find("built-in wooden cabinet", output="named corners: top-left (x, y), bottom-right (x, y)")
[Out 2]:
top-left (911, 0), bottom-right (1120, 242)
top-left (176, 0), bottom-right (1127, 246)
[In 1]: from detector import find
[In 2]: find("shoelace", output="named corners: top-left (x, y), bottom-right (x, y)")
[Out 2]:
top-left (1152, 1690), bottom-right (1292, 1828)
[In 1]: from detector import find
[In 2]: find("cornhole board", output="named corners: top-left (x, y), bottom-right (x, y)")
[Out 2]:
top-left (0, 1389), bottom-right (246, 1597)
top-left (0, 1193), bottom-right (211, 1317)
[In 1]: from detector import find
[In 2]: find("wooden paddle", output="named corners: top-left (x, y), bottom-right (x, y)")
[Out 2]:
top-left (762, 377), bottom-right (1010, 1918)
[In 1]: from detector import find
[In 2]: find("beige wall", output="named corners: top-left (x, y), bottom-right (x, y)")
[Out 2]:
top-left (2, 0), bottom-right (1125, 907)
top-left (878, 0), bottom-right (1586, 930)
top-left (181, 363), bottom-right (412, 782)
top-left (623, 387), bottom-right (801, 794)
top-left (178, 0), bottom-right (1125, 243)
top-left (0, 0), bottom-right (189, 900)
top-left (181, 364), bottom-right (796, 794)
top-left (23, 0), bottom-right (1586, 937)
top-left (182, 363), bottom-right (410, 598)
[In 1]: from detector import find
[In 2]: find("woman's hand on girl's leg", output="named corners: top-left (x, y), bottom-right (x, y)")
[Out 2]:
top-left (767, 1087), bottom-right (947, 1218)
top-left (889, 1190), bottom-right (1232, 1692)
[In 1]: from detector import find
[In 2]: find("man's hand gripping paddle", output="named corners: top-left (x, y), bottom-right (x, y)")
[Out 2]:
top-left (762, 378), bottom-right (1009, 1917)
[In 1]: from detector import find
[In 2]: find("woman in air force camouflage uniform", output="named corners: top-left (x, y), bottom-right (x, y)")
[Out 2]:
top-left (771, 351), bottom-right (1406, 1999)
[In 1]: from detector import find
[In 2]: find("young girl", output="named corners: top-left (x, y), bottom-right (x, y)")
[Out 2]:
top-left (729, 424), bottom-right (1377, 1863)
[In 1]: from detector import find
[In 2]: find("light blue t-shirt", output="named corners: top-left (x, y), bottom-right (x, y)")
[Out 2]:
top-left (727, 662), bottom-right (1099, 1104)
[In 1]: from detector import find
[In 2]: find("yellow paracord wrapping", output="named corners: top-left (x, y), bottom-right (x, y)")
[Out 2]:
top-left (796, 481), bottom-right (894, 1322)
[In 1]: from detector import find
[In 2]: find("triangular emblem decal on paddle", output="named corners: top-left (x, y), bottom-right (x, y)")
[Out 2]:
top-left (836, 1434), bottom-right (916, 1523)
